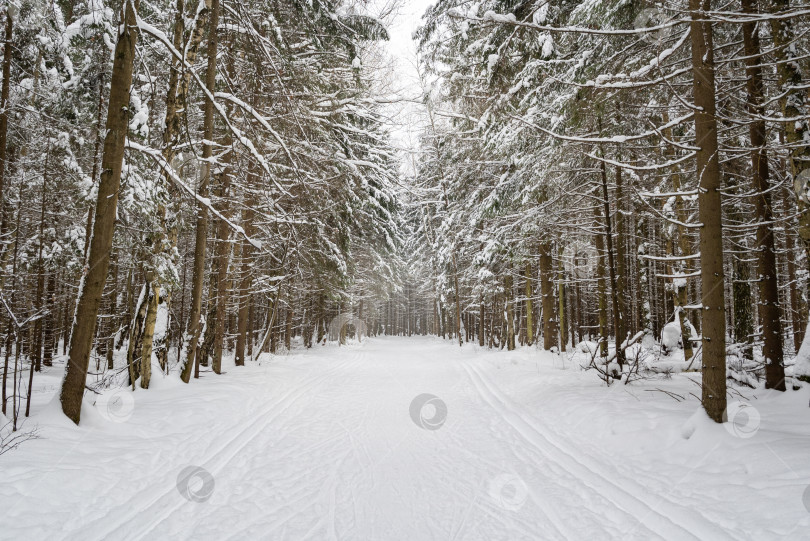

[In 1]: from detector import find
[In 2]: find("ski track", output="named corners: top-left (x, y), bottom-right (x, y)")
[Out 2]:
top-left (459, 359), bottom-right (735, 540)
top-left (83, 357), bottom-right (356, 541)
top-left (4, 336), bottom-right (797, 540)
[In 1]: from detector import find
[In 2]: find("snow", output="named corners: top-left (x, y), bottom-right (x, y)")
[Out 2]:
top-left (533, 4), bottom-right (549, 25)
top-left (662, 321), bottom-right (683, 349)
top-left (487, 53), bottom-right (500, 75)
top-left (3, 337), bottom-right (809, 539)
top-left (793, 327), bottom-right (810, 380)
top-left (661, 319), bottom-right (697, 354)
top-left (482, 10), bottom-right (517, 24)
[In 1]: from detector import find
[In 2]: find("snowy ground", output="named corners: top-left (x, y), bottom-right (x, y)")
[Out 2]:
top-left (2, 336), bottom-right (810, 540)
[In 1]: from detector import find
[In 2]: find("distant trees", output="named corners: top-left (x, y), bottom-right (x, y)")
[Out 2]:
top-left (0, 0), bottom-right (402, 425)
top-left (411, 0), bottom-right (810, 421)
top-left (1, 0), bottom-right (809, 428)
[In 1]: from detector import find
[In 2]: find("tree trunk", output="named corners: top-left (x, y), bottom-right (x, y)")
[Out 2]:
top-left (557, 244), bottom-right (567, 352)
top-left (0, 7), bottom-right (12, 217)
top-left (285, 301), bottom-right (293, 350)
top-left (769, 0), bottom-right (810, 258)
top-left (504, 273), bottom-right (515, 350)
top-left (599, 156), bottom-right (624, 364)
top-left (181, 0), bottom-right (219, 383)
top-left (126, 283), bottom-right (148, 388)
top-left (60, 0), bottom-right (140, 424)
top-left (33, 147), bottom-right (49, 371)
top-left (139, 0), bottom-right (210, 383)
top-left (690, 0), bottom-right (727, 422)
top-left (139, 284), bottom-right (158, 389)
top-left (732, 256), bottom-right (753, 356)
top-left (539, 242), bottom-right (557, 350)
top-left (662, 112), bottom-right (695, 361)
top-left (524, 262), bottom-right (534, 346)
top-left (784, 184), bottom-right (806, 351)
top-left (594, 202), bottom-right (608, 358)
top-left (42, 272), bottom-right (56, 366)
top-left (235, 202), bottom-right (254, 365)
top-left (742, 0), bottom-right (785, 390)
top-left (614, 165), bottom-right (629, 345)
top-left (206, 158), bottom-right (232, 374)
top-left (452, 255), bottom-right (462, 347)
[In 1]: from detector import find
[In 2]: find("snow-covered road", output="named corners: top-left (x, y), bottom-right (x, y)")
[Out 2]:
top-left (3, 337), bottom-right (809, 540)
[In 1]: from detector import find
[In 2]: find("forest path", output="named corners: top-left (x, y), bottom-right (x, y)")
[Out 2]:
top-left (4, 337), bottom-right (804, 540)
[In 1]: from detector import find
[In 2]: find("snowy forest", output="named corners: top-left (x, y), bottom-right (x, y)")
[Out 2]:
top-left (2, 0), bottom-right (810, 538)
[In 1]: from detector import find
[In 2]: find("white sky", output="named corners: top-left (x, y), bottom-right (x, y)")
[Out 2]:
top-left (375, 0), bottom-right (436, 177)
top-left (385, 0), bottom-right (434, 71)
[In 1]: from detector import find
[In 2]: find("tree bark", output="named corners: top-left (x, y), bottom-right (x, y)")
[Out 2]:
top-left (504, 273), bottom-right (515, 350)
top-left (594, 201), bottom-right (608, 358)
top-left (32, 144), bottom-right (49, 371)
top-left (42, 272), bottom-right (56, 366)
top-left (478, 298), bottom-right (485, 347)
top-left (181, 0), bottom-right (219, 383)
top-left (614, 165), bottom-right (628, 345)
top-left (524, 262), bottom-right (534, 346)
top-left (599, 156), bottom-right (624, 364)
top-left (139, 283), bottom-right (158, 389)
top-left (742, 0), bottom-right (785, 389)
top-left (235, 201), bottom-right (255, 365)
top-left (0, 7), bottom-right (12, 219)
top-left (769, 0), bottom-right (810, 258)
top-left (784, 183), bottom-right (806, 352)
top-left (690, 0), bottom-right (727, 422)
top-left (60, 0), bottom-right (140, 424)
top-left (661, 112), bottom-right (695, 361)
top-left (539, 242), bottom-right (557, 350)
top-left (557, 244), bottom-right (567, 352)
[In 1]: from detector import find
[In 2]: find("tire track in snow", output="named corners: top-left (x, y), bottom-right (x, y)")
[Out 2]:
top-left (459, 359), bottom-right (733, 540)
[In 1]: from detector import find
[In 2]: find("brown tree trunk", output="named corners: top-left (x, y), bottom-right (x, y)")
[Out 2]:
top-left (504, 273), bottom-right (515, 350)
top-left (452, 255), bottom-right (462, 347)
top-left (139, 0), bottom-right (208, 383)
top-left (539, 242), bottom-right (557, 350)
top-left (32, 146), bottom-right (49, 371)
top-left (661, 113), bottom-right (695, 361)
top-left (126, 283), bottom-right (148, 388)
top-left (0, 7), bottom-right (12, 217)
top-left (139, 284), bottom-right (158, 389)
top-left (742, 0), bottom-right (785, 390)
top-left (42, 272), bottom-right (56, 366)
top-left (59, 0), bottom-right (140, 424)
top-left (690, 0), bottom-right (727, 422)
top-left (599, 155), bottom-right (624, 364)
top-left (181, 0), bottom-right (219, 383)
top-left (614, 164), bottom-right (628, 346)
top-left (769, 0), bottom-right (810, 258)
top-left (594, 201), bottom-right (608, 358)
top-left (479, 300), bottom-right (485, 346)
top-left (206, 156), bottom-right (232, 374)
top-left (783, 184), bottom-right (806, 351)
top-left (557, 244), bottom-right (567, 352)
top-left (524, 262), bottom-right (534, 346)
top-left (285, 301), bottom-right (293, 350)
top-left (235, 201), bottom-right (255, 365)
